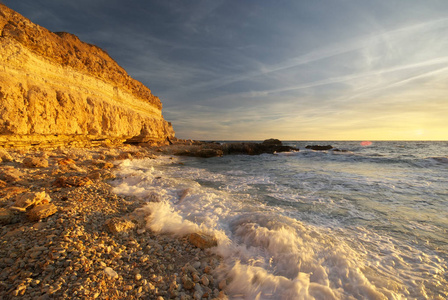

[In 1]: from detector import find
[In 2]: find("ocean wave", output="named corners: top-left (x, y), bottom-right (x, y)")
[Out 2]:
top-left (111, 157), bottom-right (448, 299)
top-left (429, 156), bottom-right (448, 164)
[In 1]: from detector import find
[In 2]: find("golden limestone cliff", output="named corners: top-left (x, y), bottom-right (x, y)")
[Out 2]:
top-left (0, 4), bottom-right (175, 148)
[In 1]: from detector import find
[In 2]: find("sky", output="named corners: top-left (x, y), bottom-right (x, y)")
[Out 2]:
top-left (3, 0), bottom-right (448, 140)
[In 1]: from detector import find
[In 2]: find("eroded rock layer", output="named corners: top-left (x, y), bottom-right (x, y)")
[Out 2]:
top-left (0, 4), bottom-right (174, 148)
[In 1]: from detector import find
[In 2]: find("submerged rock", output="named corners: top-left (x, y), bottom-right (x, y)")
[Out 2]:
top-left (175, 148), bottom-right (223, 158)
top-left (188, 232), bottom-right (218, 249)
top-left (222, 142), bottom-right (297, 155)
top-left (262, 138), bottom-right (282, 146)
top-left (305, 145), bottom-right (333, 151)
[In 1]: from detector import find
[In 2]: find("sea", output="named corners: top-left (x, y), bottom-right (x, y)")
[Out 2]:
top-left (112, 141), bottom-right (448, 299)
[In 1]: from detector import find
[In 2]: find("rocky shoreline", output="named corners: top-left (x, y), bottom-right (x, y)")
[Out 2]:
top-left (0, 145), bottom-right (228, 300)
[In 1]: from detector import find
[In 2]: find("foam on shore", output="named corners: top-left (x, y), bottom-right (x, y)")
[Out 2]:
top-left (112, 155), bottom-right (447, 299)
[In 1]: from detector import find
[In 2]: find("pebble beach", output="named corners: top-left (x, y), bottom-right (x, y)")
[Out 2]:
top-left (0, 145), bottom-right (227, 300)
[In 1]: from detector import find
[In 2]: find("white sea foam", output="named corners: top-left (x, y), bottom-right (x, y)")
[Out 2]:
top-left (112, 154), bottom-right (448, 299)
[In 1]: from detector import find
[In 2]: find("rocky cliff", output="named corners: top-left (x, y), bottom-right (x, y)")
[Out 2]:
top-left (0, 4), bottom-right (175, 148)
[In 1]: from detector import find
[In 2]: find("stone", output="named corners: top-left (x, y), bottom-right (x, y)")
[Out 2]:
top-left (57, 158), bottom-right (76, 166)
top-left (97, 161), bottom-right (114, 169)
top-left (0, 186), bottom-right (28, 199)
top-left (193, 290), bottom-right (203, 300)
top-left (188, 233), bottom-right (218, 249)
top-left (305, 145), bottom-right (333, 151)
top-left (0, 4), bottom-right (175, 148)
top-left (0, 149), bottom-right (13, 162)
top-left (118, 152), bottom-right (133, 160)
top-left (26, 203), bottom-right (58, 221)
top-left (201, 275), bottom-right (209, 286)
top-left (217, 291), bottom-right (228, 299)
top-left (104, 267), bottom-right (119, 280)
top-left (23, 157), bottom-right (49, 168)
top-left (0, 167), bottom-right (24, 182)
top-left (105, 217), bottom-right (135, 234)
top-left (182, 275), bottom-right (195, 290)
top-left (218, 280), bottom-right (227, 290)
top-left (53, 176), bottom-right (93, 187)
top-left (0, 208), bottom-right (20, 225)
top-left (12, 191), bottom-right (50, 210)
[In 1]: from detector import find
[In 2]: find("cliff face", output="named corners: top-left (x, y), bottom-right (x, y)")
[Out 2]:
top-left (0, 4), bottom-right (174, 148)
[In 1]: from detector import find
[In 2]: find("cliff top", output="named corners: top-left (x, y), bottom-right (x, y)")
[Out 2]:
top-left (0, 4), bottom-right (162, 110)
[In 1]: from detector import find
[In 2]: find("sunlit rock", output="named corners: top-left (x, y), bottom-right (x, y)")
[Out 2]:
top-left (0, 4), bottom-right (174, 148)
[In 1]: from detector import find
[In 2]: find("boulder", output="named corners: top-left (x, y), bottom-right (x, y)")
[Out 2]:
top-left (0, 167), bottom-right (24, 182)
top-left (95, 161), bottom-right (114, 169)
top-left (53, 176), bottom-right (93, 187)
top-left (105, 217), bottom-right (135, 234)
top-left (23, 157), bottom-right (49, 168)
top-left (104, 267), bottom-right (119, 280)
top-left (0, 186), bottom-right (28, 199)
top-left (12, 191), bottom-right (50, 210)
top-left (188, 232), bottom-right (218, 249)
top-left (26, 203), bottom-right (58, 221)
top-left (0, 149), bottom-right (13, 162)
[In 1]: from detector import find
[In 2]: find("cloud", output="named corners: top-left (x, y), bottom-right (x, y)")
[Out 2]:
top-left (4, 0), bottom-right (448, 140)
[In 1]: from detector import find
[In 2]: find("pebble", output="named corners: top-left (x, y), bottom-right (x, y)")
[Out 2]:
top-left (0, 147), bottom-right (227, 300)
top-left (219, 279), bottom-right (227, 290)
top-left (201, 275), bottom-right (210, 286)
top-left (182, 275), bottom-right (195, 290)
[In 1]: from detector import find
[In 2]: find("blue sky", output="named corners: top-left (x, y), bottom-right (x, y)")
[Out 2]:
top-left (4, 0), bottom-right (448, 140)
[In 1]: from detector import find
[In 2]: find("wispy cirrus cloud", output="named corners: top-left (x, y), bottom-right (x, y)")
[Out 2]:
top-left (4, 0), bottom-right (448, 140)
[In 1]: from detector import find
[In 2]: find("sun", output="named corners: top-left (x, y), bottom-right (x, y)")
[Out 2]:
top-left (415, 129), bottom-right (424, 136)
